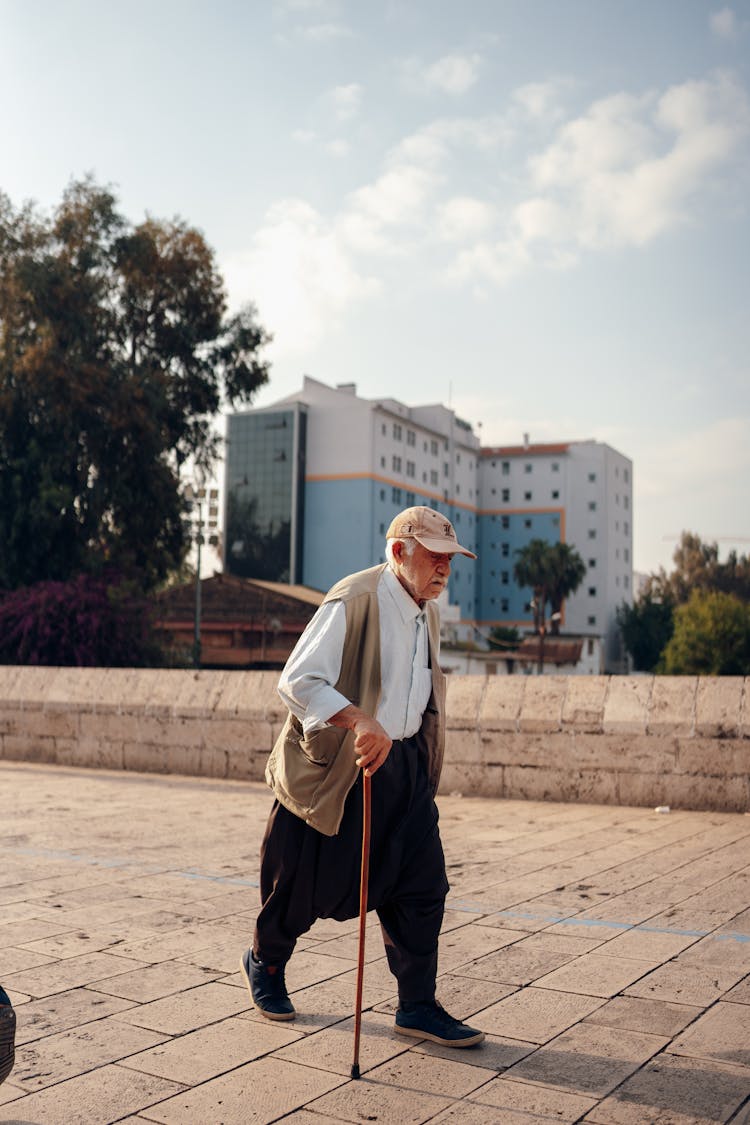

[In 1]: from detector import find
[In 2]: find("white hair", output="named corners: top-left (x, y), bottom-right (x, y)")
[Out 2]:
top-left (385, 537), bottom-right (417, 571)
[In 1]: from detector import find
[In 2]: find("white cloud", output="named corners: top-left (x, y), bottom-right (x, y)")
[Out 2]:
top-left (512, 80), bottom-right (569, 123)
top-left (424, 52), bottom-right (482, 95)
top-left (328, 82), bottom-right (363, 121)
top-left (436, 196), bottom-right (496, 241)
top-left (455, 70), bottom-right (750, 285)
top-left (224, 199), bottom-right (379, 357)
top-left (710, 7), bottom-right (738, 38)
top-left (326, 138), bottom-right (350, 157)
top-left (301, 21), bottom-right (354, 42)
top-left (401, 52), bottom-right (483, 97)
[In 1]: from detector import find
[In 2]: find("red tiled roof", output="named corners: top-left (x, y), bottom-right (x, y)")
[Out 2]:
top-left (481, 443), bottom-right (571, 457)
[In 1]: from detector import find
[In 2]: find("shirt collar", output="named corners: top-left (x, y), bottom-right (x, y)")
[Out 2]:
top-left (382, 565), bottom-right (423, 625)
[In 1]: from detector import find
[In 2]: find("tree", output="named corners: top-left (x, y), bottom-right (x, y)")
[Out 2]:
top-left (651, 532), bottom-right (750, 605)
top-left (0, 572), bottom-right (164, 667)
top-left (0, 178), bottom-right (270, 593)
top-left (547, 542), bottom-right (587, 634)
top-left (513, 538), bottom-right (586, 632)
top-left (617, 592), bottom-right (674, 672)
top-left (660, 589), bottom-right (750, 675)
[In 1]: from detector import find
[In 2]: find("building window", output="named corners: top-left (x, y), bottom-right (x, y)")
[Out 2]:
top-left (588, 501), bottom-right (596, 511)
top-left (430, 439), bottom-right (438, 456)
top-left (616, 548), bottom-right (620, 559)
top-left (379, 523), bottom-right (385, 535)
top-left (588, 472), bottom-right (596, 482)
top-left (379, 489), bottom-right (385, 501)
top-left (392, 487), bottom-right (402, 502)
top-left (407, 429), bottom-right (415, 446)
top-left (501, 598), bottom-right (509, 612)
top-left (392, 455), bottom-right (402, 472)
top-left (406, 460), bottom-right (415, 478)
top-left (624, 522), bottom-right (630, 535)
top-left (422, 471), bottom-right (427, 482)
top-left (588, 529), bottom-right (596, 539)
top-left (501, 516), bottom-right (510, 529)
top-left (501, 571), bottom-right (509, 585)
top-left (588, 558), bottom-right (596, 568)
top-left (524, 518), bottom-right (532, 528)
top-left (430, 469), bottom-right (438, 485)
top-left (588, 615), bottom-right (596, 626)
top-left (587, 638), bottom-right (595, 656)
top-left (444, 462), bottom-right (449, 477)
top-left (552, 516), bottom-right (559, 526)
top-left (624, 575), bottom-right (630, 589)
top-left (456, 452), bottom-right (461, 464)
top-left (502, 461), bottom-right (510, 475)
top-left (524, 491), bottom-right (532, 501)
top-left (524, 463), bottom-right (532, 474)
top-left (502, 488), bottom-right (510, 501)
top-left (551, 490), bottom-right (559, 499)
top-left (588, 586), bottom-right (597, 597)
top-left (501, 543), bottom-right (509, 557)
top-left (381, 423), bottom-right (386, 435)
top-left (624, 548), bottom-right (630, 562)
top-left (552, 462), bottom-right (559, 472)
top-left (456, 483), bottom-right (460, 494)
top-left (393, 423), bottom-right (402, 440)
top-left (406, 491), bottom-right (415, 505)
top-left (380, 456), bottom-right (386, 468)
top-left (624, 468), bottom-right (630, 483)
top-left (624, 495), bottom-right (630, 510)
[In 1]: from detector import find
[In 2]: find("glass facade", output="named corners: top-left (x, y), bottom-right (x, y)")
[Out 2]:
top-left (224, 408), bottom-right (306, 582)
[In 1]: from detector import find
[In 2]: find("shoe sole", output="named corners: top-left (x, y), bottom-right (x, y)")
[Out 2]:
top-left (394, 1024), bottom-right (485, 1048)
top-left (238, 954), bottom-right (296, 1022)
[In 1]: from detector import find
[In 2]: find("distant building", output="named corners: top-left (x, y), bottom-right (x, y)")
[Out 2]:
top-left (479, 439), bottom-right (633, 670)
top-left (223, 379), bottom-right (632, 671)
top-left (154, 573), bottom-right (323, 668)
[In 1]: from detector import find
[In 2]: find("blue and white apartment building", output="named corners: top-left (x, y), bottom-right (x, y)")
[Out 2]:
top-left (224, 377), bottom-right (633, 670)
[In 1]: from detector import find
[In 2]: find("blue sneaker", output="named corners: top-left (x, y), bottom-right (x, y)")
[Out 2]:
top-left (395, 1001), bottom-right (484, 1047)
top-left (240, 949), bottom-right (295, 1021)
top-left (0, 986), bottom-right (15, 1085)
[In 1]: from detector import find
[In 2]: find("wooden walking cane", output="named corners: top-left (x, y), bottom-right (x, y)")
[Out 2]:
top-left (351, 769), bottom-right (372, 1080)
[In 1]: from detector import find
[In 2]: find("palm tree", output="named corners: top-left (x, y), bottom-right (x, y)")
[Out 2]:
top-left (513, 539), bottom-right (555, 633)
top-left (548, 542), bottom-right (586, 634)
top-left (513, 539), bottom-right (586, 634)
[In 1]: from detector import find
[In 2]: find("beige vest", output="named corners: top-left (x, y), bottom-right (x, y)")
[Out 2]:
top-left (265, 563), bottom-right (446, 836)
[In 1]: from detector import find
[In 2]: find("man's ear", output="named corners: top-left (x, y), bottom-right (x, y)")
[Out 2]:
top-left (391, 539), bottom-right (404, 563)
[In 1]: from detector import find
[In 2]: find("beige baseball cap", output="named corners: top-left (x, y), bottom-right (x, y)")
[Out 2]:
top-left (386, 506), bottom-right (477, 559)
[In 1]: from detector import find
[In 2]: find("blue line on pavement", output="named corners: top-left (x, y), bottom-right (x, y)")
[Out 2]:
top-left (4, 843), bottom-right (748, 943)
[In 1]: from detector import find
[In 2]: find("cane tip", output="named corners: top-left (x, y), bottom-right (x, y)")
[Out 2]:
top-left (351, 1063), bottom-right (360, 1080)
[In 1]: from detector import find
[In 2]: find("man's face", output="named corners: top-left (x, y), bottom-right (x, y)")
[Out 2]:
top-left (393, 540), bottom-right (452, 604)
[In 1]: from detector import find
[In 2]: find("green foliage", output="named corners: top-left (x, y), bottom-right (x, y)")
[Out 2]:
top-left (513, 538), bottom-right (586, 633)
top-left (650, 531), bottom-right (750, 605)
top-left (617, 593), bottom-right (674, 672)
top-left (0, 178), bottom-right (270, 593)
top-left (660, 590), bottom-right (750, 675)
top-left (619, 533), bottom-right (750, 673)
top-left (488, 625), bottom-right (520, 648)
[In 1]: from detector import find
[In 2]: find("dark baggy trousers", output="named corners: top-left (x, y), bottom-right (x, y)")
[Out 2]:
top-left (253, 738), bottom-right (449, 1003)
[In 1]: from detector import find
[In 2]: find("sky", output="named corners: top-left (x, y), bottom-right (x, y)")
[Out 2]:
top-left (2, 0), bottom-right (749, 575)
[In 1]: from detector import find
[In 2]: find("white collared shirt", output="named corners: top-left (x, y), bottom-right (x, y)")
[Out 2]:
top-left (277, 567), bottom-right (435, 739)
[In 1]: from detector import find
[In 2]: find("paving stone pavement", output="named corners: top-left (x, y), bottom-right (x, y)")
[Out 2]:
top-left (1, 760), bottom-right (749, 1125)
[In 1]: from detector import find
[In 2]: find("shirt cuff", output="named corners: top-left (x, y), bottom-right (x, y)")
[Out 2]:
top-left (301, 687), bottom-right (353, 734)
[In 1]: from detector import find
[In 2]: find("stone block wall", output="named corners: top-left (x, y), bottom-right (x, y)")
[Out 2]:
top-left (0, 667), bottom-right (748, 812)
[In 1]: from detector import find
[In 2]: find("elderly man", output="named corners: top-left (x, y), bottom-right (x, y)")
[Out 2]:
top-left (241, 506), bottom-right (484, 1048)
